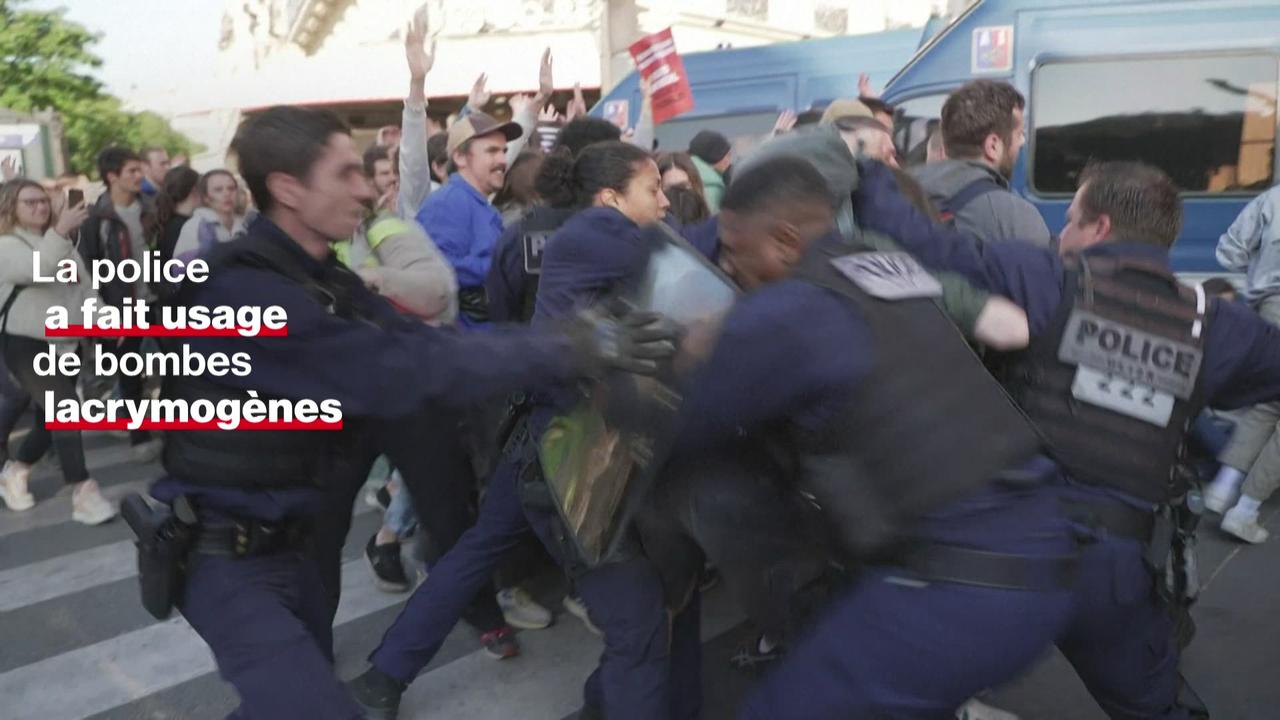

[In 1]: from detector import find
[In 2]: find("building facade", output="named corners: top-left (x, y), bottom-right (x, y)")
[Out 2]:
top-left (172, 0), bottom-right (941, 169)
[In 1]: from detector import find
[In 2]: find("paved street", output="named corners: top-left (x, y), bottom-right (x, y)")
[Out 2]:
top-left (2, 423), bottom-right (1278, 720)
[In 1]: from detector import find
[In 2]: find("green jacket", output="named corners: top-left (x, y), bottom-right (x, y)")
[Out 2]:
top-left (691, 155), bottom-right (726, 214)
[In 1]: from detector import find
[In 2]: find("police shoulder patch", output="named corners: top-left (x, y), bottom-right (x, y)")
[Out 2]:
top-left (830, 252), bottom-right (943, 300)
top-left (523, 231), bottom-right (551, 275)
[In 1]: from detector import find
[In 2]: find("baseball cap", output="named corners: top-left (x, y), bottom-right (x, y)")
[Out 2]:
top-left (819, 99), bottom-right (873, 126)
top-left (446, 111), bottom-right (523, 156)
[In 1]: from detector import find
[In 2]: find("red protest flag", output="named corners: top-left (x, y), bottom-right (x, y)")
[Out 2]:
top-left (629, 28), bottom-right (694, 125)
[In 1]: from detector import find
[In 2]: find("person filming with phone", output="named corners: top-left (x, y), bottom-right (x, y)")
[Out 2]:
top-left (0, 179), bottom-right (116, 524)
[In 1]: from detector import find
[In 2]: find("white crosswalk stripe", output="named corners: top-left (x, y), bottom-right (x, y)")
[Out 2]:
top-left (0, 444), bottom-right (746, 720)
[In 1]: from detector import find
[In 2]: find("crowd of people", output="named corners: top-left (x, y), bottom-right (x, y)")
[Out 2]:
top-left (2, 8), bottom-right (1280, 720)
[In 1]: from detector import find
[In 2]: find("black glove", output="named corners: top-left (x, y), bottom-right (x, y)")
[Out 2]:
top-left (570, 309), bottom-right (679, 376)
top-left (458, 286), bottom-right (491, 324)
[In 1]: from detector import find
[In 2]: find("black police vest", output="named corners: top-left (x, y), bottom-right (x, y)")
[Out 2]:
top-left (994, 255), bottom-right (1209, 505)
top-left (160, 235), bottom-right (375, 490)
top-left (516, 206), bottom-right (574, 323)
top-left (790, 232), bottom-right (1042, 558)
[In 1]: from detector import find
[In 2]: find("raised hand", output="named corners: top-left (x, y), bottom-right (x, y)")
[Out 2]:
top-left (509, 93), bottom-right (534, 116)
top-left (405, 8), bottom-right (435, 80)
top-left (858, 72), bottom-right (879, 99)
top-left (468, 73), bottom-right (491, 109)
top-left (538, 104), bottom-right (562, 124)
top-left (0, 155), bottom-right (16, 181)
top-left (772, 109), bottom-right (797, 135)
top-left (537, 48), bottom-right (554, 102)
top-left (567, 82), bottom-right (588, 121)
top-left (55, 201), bottom-right (89, 238)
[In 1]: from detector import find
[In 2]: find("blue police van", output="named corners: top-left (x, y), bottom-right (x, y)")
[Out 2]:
top-left (883, 0), bottom-right (1280, 275)
top-left (592, 29), bottom-right (923, 155)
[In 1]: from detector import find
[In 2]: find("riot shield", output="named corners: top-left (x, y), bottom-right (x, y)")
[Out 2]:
top-left (540, 222), bottom-right (738, 567)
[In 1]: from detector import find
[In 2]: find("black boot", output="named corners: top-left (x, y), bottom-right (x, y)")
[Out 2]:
top-left (348, 666), bottom-right (406, 720)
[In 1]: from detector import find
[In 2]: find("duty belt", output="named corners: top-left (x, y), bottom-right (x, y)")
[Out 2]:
top-left (893, 543), bottom-right (1078, 592)
top-left (193, 517), bottom-right (312, 557)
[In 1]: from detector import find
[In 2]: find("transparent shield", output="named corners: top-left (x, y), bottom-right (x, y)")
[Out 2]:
top-left (541, 223), bottom-right (738, 566)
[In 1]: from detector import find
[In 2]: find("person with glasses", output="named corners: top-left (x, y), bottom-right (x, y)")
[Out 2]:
top-left (0, 180), bottom-right (116, 523)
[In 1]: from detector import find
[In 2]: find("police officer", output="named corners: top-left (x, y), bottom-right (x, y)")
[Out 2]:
top-left (143, 105), bottom-right (673, 720)
top-left (486, 116), bottom-right (625, 323)
top-left (669, 156), bottom-right (1081, 718)
top-left (350, 140), bottom-right (702, 720)
top-left (853, 158), bottom-right (1280, 718)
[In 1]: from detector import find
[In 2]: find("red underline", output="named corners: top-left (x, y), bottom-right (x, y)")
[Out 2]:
top-left (45, 325), bottom-right (289, 338)
top-left (46, 420), bottom-right (342, 431)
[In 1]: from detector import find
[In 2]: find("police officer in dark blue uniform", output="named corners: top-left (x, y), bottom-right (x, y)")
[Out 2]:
top-left (350, 140), bottom-right (708, 720)
top-left (852, 158), bottom-right (1280, 718)
top-left (139, 106), bottom-right (673, 720)
top-left (669, 156), bottom-right (1081, 718)
top-left (487, 117), bottom-right (625, 323)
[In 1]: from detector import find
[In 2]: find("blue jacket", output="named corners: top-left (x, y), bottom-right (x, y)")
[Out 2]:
top-left (416, 173), bottom-right (504, 291)
top-left (152, 215), bottom-right (585, 519)
top-left (531, 207), bottom-right (653, 328)
top-left (852, 160), bottom-right (1280, 415)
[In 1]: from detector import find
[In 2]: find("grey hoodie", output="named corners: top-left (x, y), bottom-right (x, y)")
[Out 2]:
top-left (912, 159), bottom-right (1052, 249)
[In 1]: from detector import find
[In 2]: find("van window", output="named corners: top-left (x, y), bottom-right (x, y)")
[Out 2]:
top-left (893, 93), bottom-right (948, 166)
top-left (1032, 55), bottom-right (1278, 194)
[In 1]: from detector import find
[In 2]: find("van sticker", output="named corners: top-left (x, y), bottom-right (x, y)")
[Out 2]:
top-left (972, 25), bottom-right (1013, 74)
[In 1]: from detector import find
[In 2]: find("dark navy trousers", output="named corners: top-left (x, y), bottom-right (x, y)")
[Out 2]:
top-left (179, 551), bottom-right (363, 720)
top-left (369, 455), bottom-right (701, 720)
top-left (738, 483), bottom-right (1080, 719)
top-left (1056, 492), bottom-right (1189, 720)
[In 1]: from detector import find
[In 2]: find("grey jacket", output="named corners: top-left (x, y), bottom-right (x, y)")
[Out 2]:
top-left (1216, 184), bottom-right (1280, 303)
top-left (739, 126), bottom-right (992, 336)
top-left (912, 159), bottom-right (1053, 249)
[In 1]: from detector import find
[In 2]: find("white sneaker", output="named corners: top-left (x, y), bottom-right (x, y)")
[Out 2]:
top-left (562, 594), bottom-right (602, 636)
top-left (0, 461), bottom-right (35, 511)
top-left (72, 480), bottom-right (117, 525)
top-left (1221, 506), bottom-right (1269, 544)
top-left (496, 587), bottom-right (553, 630)
top-left (957, 698), bottom-right (1021, 720)
top-left (130, 439), bottom-right (163, 464)
top-left (1203, 483), bottom-right (1238, 514)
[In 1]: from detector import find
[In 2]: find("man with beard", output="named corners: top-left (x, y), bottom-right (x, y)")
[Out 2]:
top-left (912, 80), bottom-right (1052, 248)
top-left (415, 111), bottom-right (522, 326)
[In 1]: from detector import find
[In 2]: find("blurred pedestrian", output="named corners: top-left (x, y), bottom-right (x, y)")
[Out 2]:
top-left (156, 165), bottom-right (201, 263)
top-left (139, 146), bottom-right (170, 197)
top-left (0, 180), bottom-right (113, 523)
top-left (172, 170), bottom-right (248, 262)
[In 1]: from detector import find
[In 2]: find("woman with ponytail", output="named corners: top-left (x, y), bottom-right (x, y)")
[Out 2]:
top-left (531, 140), bottom-right (669, 324)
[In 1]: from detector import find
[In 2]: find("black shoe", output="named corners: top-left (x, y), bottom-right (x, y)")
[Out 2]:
top-left (348, 667), bottom-right (405, 720)
top-left (366, 535), bottom-right (411, 593)
top-left (729, 634), bottom-right (783, 674)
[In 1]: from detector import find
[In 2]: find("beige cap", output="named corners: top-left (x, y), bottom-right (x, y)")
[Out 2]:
top-left (819, 99), bottom-right (873, 126)
top-left (446, 111), bottom-right (523, 156)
